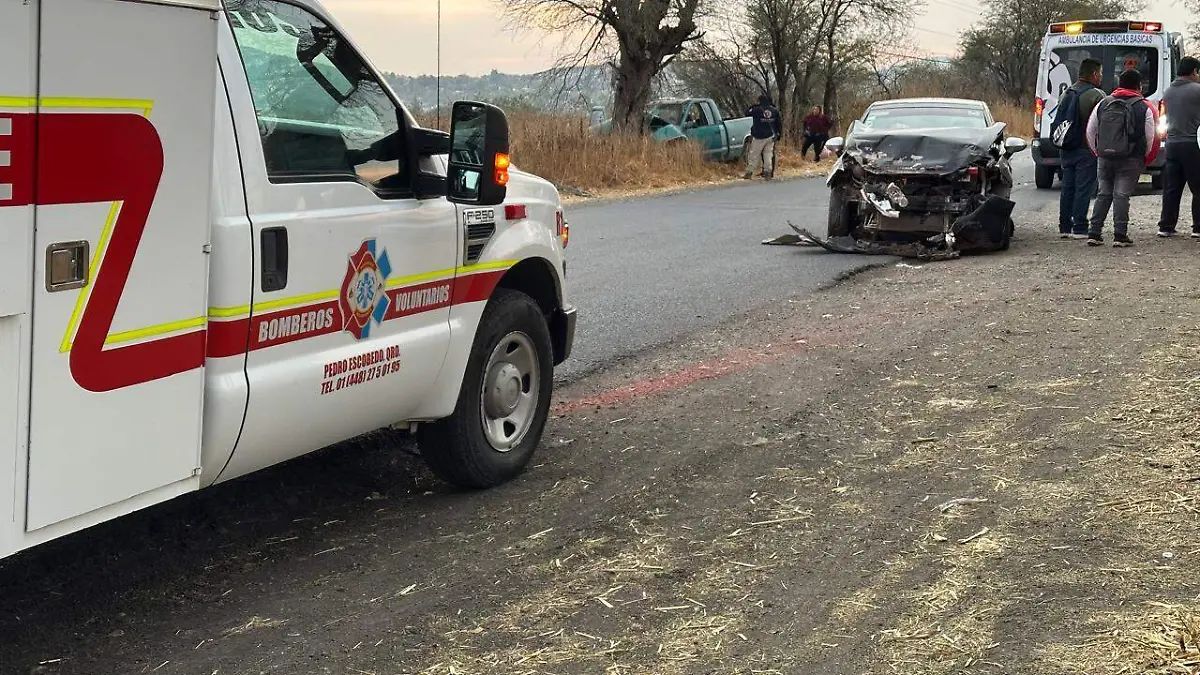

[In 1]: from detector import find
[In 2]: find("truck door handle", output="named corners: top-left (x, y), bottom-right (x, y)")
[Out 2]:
top-left (261, 227), bottom-right (288, 292)
top-left (45, 240), bottom-right (90, 292)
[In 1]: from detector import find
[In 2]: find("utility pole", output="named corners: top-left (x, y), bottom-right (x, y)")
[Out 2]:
top-left (436, 0), bottom-right (442, 129)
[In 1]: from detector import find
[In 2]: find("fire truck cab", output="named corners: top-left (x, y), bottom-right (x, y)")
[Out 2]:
top-left (0, 0), bottom-right (575, 561)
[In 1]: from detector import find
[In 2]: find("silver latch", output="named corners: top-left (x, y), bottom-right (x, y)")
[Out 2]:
top-left (45, 241), bottom-right (89, 292)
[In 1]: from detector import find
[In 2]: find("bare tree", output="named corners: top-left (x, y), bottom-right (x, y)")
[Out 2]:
top-left (673, 35), bottom-right (768, 118)
top-left (745, 0), bottom-right (816, 119)
top-left (960, 0), bottom-right (1143, 104)
top-left (501, 0), bottom-right (709, 132)
top-left (738, 0), bottom-right (917, 138)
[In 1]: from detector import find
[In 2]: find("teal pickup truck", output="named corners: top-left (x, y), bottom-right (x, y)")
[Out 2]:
top-left (590, 98), bottom-right (755, 163)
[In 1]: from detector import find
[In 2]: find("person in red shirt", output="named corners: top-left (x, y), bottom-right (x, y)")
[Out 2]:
top-left (802, 106), bottom-right (835, 161)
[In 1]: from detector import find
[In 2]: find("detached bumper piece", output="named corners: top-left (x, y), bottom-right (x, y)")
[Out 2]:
top-left (768, 196), bottom-right (1015, 262)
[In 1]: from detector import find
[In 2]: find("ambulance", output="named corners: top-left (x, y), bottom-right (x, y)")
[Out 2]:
top-left (1032, 19), bottom-right (1186, 189)
top-left (0, 0), bottom-right (576, 561)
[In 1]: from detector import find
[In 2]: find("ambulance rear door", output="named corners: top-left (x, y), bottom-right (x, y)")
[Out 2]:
top-left (23, 0), bottom-right (219, 533)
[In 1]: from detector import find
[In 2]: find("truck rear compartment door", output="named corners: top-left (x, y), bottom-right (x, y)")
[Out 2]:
top-left (0, 0), bottom-right (38, 556)
top-left (24, 0), bottom-right (218, 531)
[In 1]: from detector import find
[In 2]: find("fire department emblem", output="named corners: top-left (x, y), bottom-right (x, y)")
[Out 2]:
top-left (339, 239), bottom-right (392, 340)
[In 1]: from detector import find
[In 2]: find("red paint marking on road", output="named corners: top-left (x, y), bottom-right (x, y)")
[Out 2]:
top-left (553, 337), bottom-right (838, 416)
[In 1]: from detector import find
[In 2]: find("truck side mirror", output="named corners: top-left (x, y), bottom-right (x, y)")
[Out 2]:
top-left (447, 101), bottom-right (510, 206)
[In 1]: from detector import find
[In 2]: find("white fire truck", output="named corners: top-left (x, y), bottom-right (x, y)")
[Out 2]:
top-left (0, 0), bottom-right (576, 561)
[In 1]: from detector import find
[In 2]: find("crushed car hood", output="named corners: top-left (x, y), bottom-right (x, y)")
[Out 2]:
top-left (843, 123), bottom-right (1006, 175)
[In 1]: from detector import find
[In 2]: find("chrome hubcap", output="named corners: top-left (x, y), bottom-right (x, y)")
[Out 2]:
top-left (479, 332), bottom-right (539, 452)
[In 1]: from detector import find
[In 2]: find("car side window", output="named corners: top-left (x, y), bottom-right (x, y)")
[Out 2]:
top-left (226, 0), bottom-right (410, 198)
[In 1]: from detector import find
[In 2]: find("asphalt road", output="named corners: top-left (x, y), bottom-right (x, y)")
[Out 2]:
top-left (558, 151), bottom-right (1059, 380)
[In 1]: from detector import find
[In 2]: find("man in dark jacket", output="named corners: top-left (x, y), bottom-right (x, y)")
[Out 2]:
top-left (1058, 57), bottom-right (1105, 239)
top-left (802, 106), bottom-right (834, 161)
top-left (744, 94), bottom-right (782, 180)
top-left (1156, 56), bottom-right (1200, 237)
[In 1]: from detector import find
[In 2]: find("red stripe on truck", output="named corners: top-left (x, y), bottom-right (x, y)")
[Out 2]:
top-left (36, 113), bottom-right (205, 393)
top-left (0, 114), bottom-right (35, 206)
top-left (207, 271), bottom-right (508, 359)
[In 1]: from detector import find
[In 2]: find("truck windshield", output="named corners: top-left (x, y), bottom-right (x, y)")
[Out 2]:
top-left (1047, 45), bottom-right (1160, 97)
top-left (647, 104), bottom-right (683, 126)
top-left (861, 106), bottom-right (989, 130)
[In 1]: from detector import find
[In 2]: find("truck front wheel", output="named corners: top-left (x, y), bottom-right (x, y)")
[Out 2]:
top-left (418, 288), bottom-right (554, 489)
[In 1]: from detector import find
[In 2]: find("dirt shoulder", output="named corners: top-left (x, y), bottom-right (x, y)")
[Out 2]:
top-left (3, 193), bottom-right (1199, 675)
top-left (399, 193), bottom-right (1200, 674)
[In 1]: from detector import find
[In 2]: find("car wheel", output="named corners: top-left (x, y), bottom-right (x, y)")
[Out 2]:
top-left (827, 186), bottom-right (856, 238)
top-left (1034, 165), bottom-right (1055, 189)
top-left (417, 288), bottom-right (554, 489)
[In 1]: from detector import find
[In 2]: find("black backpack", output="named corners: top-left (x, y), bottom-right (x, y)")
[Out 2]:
top-left (1094, 95), bottom-right (1146, 159)
top-left (1050, 83), bottom-right (1093, 151)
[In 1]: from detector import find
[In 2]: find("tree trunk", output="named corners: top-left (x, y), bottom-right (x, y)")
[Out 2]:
top-left (612, 54), bottom-right (658, 133)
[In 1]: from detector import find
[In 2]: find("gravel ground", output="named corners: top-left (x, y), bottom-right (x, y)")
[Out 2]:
top-left (2, 191), bottom-right (1199, 675)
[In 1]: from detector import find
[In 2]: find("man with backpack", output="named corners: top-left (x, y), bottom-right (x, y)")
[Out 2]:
top-left (1085, 68), bottom-right (1160, 247)
top-left (1052, 58), bottom-right (1105, 239)
top-left (1155, 56), bottom-right (1200, 237)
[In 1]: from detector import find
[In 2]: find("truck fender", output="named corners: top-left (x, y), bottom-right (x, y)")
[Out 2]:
top-left (654, 125), bottom-right (687, 143)
top-left (414, 256), bottom-right (564, 421)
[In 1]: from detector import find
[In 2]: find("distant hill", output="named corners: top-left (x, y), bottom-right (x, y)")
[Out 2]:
top-left (381, 67), bottom-right (616, 115)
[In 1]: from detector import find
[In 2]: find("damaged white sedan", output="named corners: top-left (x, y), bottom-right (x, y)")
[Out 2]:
top-left (790, 98), bottom-right (1028, 261)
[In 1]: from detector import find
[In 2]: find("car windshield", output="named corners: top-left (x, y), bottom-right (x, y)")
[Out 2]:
top-left (1047, 45), bottom-right (1160, 97)
top-left (860, 105), bottom-right (989, 131)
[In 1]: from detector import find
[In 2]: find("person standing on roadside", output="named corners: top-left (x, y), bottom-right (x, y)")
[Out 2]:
top-left (744, 94), bottom-right (782, 180)
top-left (802, 106), bottom-right (835, 162)
top-left (1156, 56), bottom-right (1200, 237)
top-left (1054, 57), bottom-right (1105, 240)
top-left (1085, 68), bottom-right (1159, 247)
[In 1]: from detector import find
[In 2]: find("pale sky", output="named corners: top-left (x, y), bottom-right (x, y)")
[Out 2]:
top-left (322, 0), bottom-right (1194, 77)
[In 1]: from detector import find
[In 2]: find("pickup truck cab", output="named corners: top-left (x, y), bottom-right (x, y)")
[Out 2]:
top-left (590, 98), bottom-right (754, 163)
top-left (0, 0), bottom-right (575, 561)
top-left (645, 99), bottom-right (755, 162)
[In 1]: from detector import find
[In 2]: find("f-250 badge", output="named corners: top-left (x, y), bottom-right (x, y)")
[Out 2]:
top-left (340, 238), bottom-right (392, 340)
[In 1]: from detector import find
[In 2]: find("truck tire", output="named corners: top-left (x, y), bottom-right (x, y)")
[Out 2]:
top-left (1034, 165), bottom-right (1055, 189)
top-left (742, 137), bottom-right (751, 165)
top-left (418, 288), bottom-right (554, 489)
top-left (827, 186), bottom-right (855, 238)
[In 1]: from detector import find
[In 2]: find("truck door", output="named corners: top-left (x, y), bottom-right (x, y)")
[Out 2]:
top-left (687, 102), bottom-right (722, 160)
top-left (23, 0), bottom-right (217, 531)
top-left (213, 0), bottom-right (458, 479)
